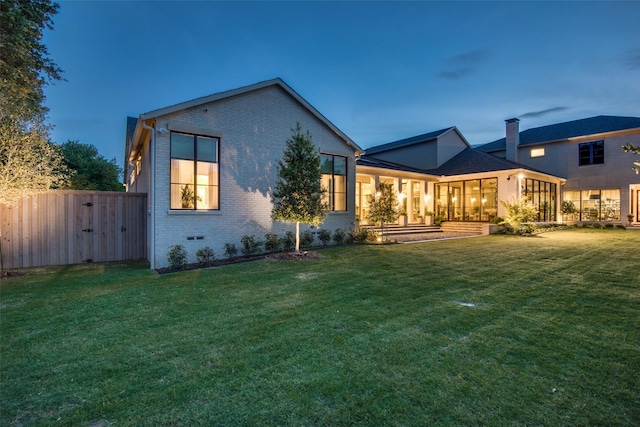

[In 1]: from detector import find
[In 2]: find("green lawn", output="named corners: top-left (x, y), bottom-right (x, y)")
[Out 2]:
top-left (1, 229), bottom-right (639, 426)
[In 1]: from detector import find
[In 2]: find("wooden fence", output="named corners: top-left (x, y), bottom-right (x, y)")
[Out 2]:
top-left (1, 191), bottom-right (147, 269)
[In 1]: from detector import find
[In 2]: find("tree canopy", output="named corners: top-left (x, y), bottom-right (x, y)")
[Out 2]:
top-left (366, 182), bottom-right (399, 241)
top-left (622, 143), bottom-right (640, 174)
top-left (0, 0), bottom-right (67, 206)
top-left (60, 140), bottom-right (124, 191)
top-left (271, 124), bottom-right (327, 251)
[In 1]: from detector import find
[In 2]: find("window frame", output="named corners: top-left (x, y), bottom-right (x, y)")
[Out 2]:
top-left (170, 131), bottom-right (220, 211)
top-left (578, 140), bottom-right (604, 166)
top-left (321, 153), bottom-right (348, 212)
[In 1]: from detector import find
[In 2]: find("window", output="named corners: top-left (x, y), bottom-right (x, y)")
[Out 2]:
top-left (436, 178), bottom-right (498, 222)
top-left (321, 154), bottom-right (347, 211)
top-left (579, 141), bottom-right (604, 166)
top-left (170, 132), bottom-right (219, 210)
top-left (522, 178), bottom-right (557, 221)
top-left (530, 148), bottom-right (545, 158)
top-left (562, 189), bottom-right (620, 221)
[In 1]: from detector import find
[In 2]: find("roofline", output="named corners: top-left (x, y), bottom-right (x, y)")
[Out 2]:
top-left (364, 126), bottom-right (470, 155)
top-left (139, 77), bottom-right (363, 154)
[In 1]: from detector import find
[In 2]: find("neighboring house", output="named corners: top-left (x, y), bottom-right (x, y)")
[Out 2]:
top-left (356, 126), bottom-right (566, 226)
top-left (125, 78), bottom-right (362, 269)
top-left (476, 116), bottom-right (640, 224)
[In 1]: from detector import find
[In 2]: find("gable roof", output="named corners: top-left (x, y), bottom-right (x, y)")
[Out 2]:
top-left (477, 115), bottom-right (640, 152)
top-left (426, 147), bottom-right (539, 176)
top-left (357, 155), bottom-right (435, 175)
top-left (126, 116), bottom-right (138, 143)
top-left (138, 78), bottom-right (362, 154)
top-left (364, 127), bottom-right (469, 155)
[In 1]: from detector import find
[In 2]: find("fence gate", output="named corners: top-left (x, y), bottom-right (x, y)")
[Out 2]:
top-left (1, 191), bottom-right (147, 269)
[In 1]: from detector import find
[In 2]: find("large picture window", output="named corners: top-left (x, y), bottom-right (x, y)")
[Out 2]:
top-left (563, 189), bottom-right (620, 221)
top-left (522, 178), bottom-right (557, 221)
top-left (436, 178), bottom-right (497, 222)
top-left (321, 154), bottom-right (347, 211)
top-left (170, 132), bottom-right (219, 210)
top-left (579, 140), bottom-right (604, 166)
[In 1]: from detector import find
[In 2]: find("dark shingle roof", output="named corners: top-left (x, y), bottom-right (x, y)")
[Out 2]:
top-left (364, 127), bottom-right (454, 155)
top-left (476, 115), bottom-right (640, 152)
top-left (357, 155), bottom-right (432, 174)
top-left (426, 148), bottom-right (528, 176)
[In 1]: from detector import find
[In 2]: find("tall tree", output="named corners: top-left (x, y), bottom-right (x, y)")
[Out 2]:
top-left (366, 182), bottom-right (399, 241)
top-left (0, 0), bottom-right (67, 207)
top-left (271, 124), bottom-right (327, 252)
top-left (60, 140), bottom-right (124, 191)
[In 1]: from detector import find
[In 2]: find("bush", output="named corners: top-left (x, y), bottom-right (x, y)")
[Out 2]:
top-left (167, 244), bottom-right (188, 269)
top-left (333, 228), bottom-right (346, 245)
top-left (520, 223), bottom-right (537, 234)
top-left (279, 231), bottom-right (296, 252)
top-left (347, 226), bottom-right (377, 244)
top-left (434, 216), bottom-right (445, 226)
top-left (264, 233), bottom-right (280, 253)
top-left (318, 229), bottom-right (332, 246)
top-left (241, 235), bottom-right (263, 255)
top-left (490, 216), bottom-right (504, 225)
top-left (299, 230), bottom-right (315, 248)
top-left (195, 246), bottom-right (215, 263)
top-left (224, 243), bottom-right (238, 258)
top-left (501, 198), bottom-right (538, 230)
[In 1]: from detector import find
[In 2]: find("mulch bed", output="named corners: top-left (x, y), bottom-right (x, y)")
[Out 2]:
top-left (156, 251), bottom-right (322, 274)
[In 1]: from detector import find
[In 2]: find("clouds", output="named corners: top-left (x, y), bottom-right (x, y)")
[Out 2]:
top-left (520, 107), bottom-right (569, 119)
top-left (437, 48), bottom-right (491, 79)
top-left (622, 48), bottom-right (640, 70)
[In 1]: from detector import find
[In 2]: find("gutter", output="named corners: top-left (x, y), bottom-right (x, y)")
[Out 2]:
top-left (140, 120), bottom-right (156, 270)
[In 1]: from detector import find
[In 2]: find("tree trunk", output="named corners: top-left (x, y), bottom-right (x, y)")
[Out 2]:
top-left (295, 221), bottom-right (300, 252)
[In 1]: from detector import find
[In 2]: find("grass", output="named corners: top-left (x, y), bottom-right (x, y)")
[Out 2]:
top-left (1, 228), bottom-right (639, 426)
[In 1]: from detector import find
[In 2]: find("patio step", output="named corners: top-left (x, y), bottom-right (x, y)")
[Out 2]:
top-left (439, 221), bottom-right (484, 234)
top-left (363, 224), bottom-right (443, 235)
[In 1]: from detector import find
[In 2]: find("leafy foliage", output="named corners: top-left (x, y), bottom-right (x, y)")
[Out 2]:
top-left (366, 183), bottom-right (399, 240)
top-left (59, 140), bottom-right (123, 191)
top-left (279, 231), bottom-right (296, 252)
top-left (317, 229), bottom-right (332, 246)
top-left (224, 243), bottom-right (238, 259)
top-left (271, 124), bottom-right (327, 251)
top-left (240, 235), bottom-right (263, 256)
top-left (621, 143), bottom-right (639, 174)
top-left (332, 228), bottom-right (346, 245)
top-left (195, 247), bottom-right (215, 263)
top-left (264, 233), bottom-right (280, 252)
top-left (300, 230), bottom-right (315, 248)
top-left (0, 1), bottom-right (67, 206)
top-left (167, 245), bottom-right (187, 269)
top-left (347, 226), bottom-right (378, 244)
top-left (500, 198), bottom-right (538, 230)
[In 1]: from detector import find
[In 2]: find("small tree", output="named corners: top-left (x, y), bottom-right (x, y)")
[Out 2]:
top-left (271, 124), bottom-right (327, 252)
top-left (60, 140), bottom-right (123, 191)
top-left (366, 182), bottom-right (399, 241)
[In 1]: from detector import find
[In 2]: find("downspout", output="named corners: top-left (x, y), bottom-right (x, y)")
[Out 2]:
top-left (141, 120), bottom-right (156, 270)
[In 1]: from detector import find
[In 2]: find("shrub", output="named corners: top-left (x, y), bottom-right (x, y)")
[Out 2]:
top-left (241, 235), bottom-right (263, 255)
top-left (318, 229), bottom-right (332, 246)
top-left (167, 244), bottom-right (188, 269)
top-left (264, 233), bottom-right (280, 253)
top-left (434, 216), bottom-right (445, 226)
top-left (279, 231), bottom-right (296, 252)
top-left (520, 223), bottom-right (537, 234)
top-left (490, 216), bottom-right (504, 225)
top-left (224, 243), bottom-right (238, 258)
top-left (347, 226), bottom-right (377, 244)
top-left (195, 246), bottom-right (215, 263)
top-left (300, 230), bottom-right (315, 248)
top-left (500, 198), bottom-right (538, 230)
top-left (333, 228), bottom-right (346, 245)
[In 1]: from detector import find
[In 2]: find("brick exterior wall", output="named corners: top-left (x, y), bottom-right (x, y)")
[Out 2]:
top-left (149, 85), bottom-right (357, 268)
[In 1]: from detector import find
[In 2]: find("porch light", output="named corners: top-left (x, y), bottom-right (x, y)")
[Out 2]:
top-left (424, 194), bottom-right (431, 202)
top-left (518, 172), bottom-right (524, 179)
top-left (398, 193), bottom-right (406, 200)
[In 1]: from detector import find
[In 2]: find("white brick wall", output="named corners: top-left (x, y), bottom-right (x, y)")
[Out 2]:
top-left (150, 85), bottom-right (357, 268)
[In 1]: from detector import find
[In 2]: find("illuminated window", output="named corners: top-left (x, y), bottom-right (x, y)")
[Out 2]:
top-left (321, 154), bottom-right (347, 211)
top-left (170, 132), bottom-right (219, 210)
top-left (530, 148), bottom-right (545, 158)
top-left (579, 141), bottom-right (604, 166)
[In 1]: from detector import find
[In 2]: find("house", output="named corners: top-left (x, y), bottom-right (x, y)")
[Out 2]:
top-left (125, 79), bottom-right (362, 269)
top-left (476, 116), bottom-right (640, 224)
top-left (356, 126), bottom-right (566, 228)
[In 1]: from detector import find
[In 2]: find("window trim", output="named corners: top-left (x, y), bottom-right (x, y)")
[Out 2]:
top-left (321, 153), bottom-right (348, 212)
top-left (578, 140), bottom-right (604, 166)
top-left (170, 131), bottom-right (220, 211)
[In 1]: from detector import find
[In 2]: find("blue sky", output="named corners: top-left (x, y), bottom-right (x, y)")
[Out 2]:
top-left (43, 1), bottom-right (640, 166)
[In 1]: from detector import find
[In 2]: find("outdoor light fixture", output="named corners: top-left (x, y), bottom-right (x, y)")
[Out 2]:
top-left (424, 194), bottom-right (431, 202)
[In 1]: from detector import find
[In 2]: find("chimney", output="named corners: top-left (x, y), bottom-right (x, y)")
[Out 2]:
top-left (505, 118), bottom-right (520, 162)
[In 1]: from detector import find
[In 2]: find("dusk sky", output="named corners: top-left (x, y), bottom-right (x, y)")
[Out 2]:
top-left (43, 1), bottom-right (640, 167)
